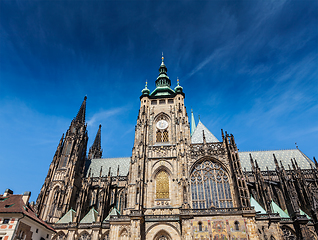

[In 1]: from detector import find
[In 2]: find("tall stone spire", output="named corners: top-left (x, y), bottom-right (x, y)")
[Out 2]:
top-left (88, 124), bottom-right (103, 159)
top-left (74, 96), bottom-right (87, 124)
top-left (190, 109), bottom-right (196, 136)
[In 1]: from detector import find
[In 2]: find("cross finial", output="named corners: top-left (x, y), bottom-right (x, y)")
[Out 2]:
top-left (177, 77), bottom-right (180, 85)
top-left (162, 52), bottom-right (164, 62)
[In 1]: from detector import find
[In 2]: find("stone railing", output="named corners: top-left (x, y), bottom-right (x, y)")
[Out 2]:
top-left (180, 207), bottom-right (254, 216)
top-left (148, 144), bottom-right (177, 159)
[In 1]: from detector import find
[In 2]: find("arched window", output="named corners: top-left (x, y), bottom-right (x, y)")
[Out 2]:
top-left (156, 130), bottom-right (162, 142)
top-left (162, 129), bottom-right (169, 142)
top-left (120, 229), bottom-right (128, 240)
top-left (281, 226), bottom-right (296, 240)
top-left (156, 171), bottom-right (169, 199)
top-left (190, 160), bottom-right (233, 209)
top-left (198, 222), bottom-right (203, 231)
top-left (154, 231), bottom-right (171, 240)
top-left (156, 130), bottom-right (169, 142)
top-left (234, 221), bottom-right (239, 231)
top-left (155, 117), bottom-right (169, 143)
top-left (78, 232), bottom-right (91, 240)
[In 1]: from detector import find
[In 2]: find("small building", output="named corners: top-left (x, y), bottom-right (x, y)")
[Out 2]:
top-left (0, 189), bottom-right (55, 240)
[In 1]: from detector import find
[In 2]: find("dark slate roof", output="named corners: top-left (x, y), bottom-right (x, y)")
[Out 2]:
top-left (239, 149), bottom-right (313, 171)
top-left (0, 194), bottom-right (55, 232)
top-left (85, 157), bottom-right (130, 177)
top-left (191, 120), bottom-right (219, 144)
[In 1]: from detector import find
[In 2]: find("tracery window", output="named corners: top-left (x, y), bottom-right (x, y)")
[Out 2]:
top-left (190, 160), bottom-right (233, 209)
top-left (156, 130), bottom-right (169, 142)
top-left (282, 227), bottom-right (296, 240)
top-left (156, 171), bottom-right (169, 199)
top-left (78, 233), bottom-right (91, 240)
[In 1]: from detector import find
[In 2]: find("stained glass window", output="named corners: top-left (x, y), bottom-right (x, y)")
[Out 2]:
top-left (190, 160), bottom-right (233, 208)
top-left (156, 171), bottom-right (169, 199)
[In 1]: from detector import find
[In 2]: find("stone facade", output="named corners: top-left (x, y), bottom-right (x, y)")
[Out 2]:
top-left (35, 58), bottom-right (318, 240)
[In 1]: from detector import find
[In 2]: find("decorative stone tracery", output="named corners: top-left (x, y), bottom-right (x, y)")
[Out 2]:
top-left (190, 160), bottom-right (233, 208)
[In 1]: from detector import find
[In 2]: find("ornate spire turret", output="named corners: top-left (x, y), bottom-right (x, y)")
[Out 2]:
top-left (88, 124), bottom-right (103, 159)
top-left (141, 80), bottom-right (150, 96)
top-left (174, 77), bottom-right (183, 94)
top-left (155, 54), bottom-right (171, 88)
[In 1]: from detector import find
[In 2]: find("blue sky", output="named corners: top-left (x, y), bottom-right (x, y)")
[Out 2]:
top-left (0, 0), bottom-right (317, 202)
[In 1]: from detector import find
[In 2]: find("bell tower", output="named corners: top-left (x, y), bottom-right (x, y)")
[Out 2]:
top-left (36, 97), bottom-right (88, 223)
top-left (124, 56), bottom-right (190, 239)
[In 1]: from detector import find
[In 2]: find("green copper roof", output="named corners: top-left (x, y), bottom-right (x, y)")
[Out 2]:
top-left (190, 110), bottom-right (196, 136)
top-left (271, 201), bottom-right (290, 218)
top-left (250, 197), bottom-right (266, 214)
top-left (300, 209), bottom-right (311, 219)
top-left (104, 207), bottom-right (120, 222)
top-left (56, 208), bottom-right (76, 223)
top-left (80, 207), bottom-right (98, 223)
top-left (284, 209), bottom-right (311, 219)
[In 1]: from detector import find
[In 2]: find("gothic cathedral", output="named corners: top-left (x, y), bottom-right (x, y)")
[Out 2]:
top-left (36, 57), bottom-right (318, 240)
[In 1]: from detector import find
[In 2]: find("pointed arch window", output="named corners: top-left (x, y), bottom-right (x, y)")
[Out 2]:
top-left (190, 160), bottom-right (233, 209)
top-left (155, 118), bottom-right (169, 143)
top-left (156, 171), bottom-right (169, 199)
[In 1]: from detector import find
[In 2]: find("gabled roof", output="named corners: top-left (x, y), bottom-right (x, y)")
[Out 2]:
top-left (239, 149), bottom-right (313, 171)
top-left (104, 207), bottom-right (120, 222)
top-left (191, 120), bottom-right (219, 144)
top-left (270, 201), bottom-right (290, 218)
top-left (284, 209), bottom-right (311, 219)
top-left (80, 207), bottom-right (98, 223)
top-left (0, 194), bottom-right (55, 232)
top-left (56, 208), bottom-right (76, 223)
top-left (85, 157), bottom-right (130, 177)
top-left (250, 197), bottom-right (266, 214)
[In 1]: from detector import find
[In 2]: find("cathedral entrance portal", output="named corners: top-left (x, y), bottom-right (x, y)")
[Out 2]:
top-left (146, 224), bottom-right (181, 240)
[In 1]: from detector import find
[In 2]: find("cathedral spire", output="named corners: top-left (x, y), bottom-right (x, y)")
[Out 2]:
top-left (88, 124), bottom-right (103, 159)
top-left (190, 109), bottom-right (196, 136)
top-left (74, 96), bottom-right (87, 124)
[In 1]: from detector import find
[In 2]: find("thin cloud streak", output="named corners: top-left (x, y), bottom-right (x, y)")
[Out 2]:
top-left (87, 107), bottom-right (127, 127)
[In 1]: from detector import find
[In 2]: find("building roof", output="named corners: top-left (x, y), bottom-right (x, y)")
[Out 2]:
top-left (85, 157), bottom-right (130, 177)
top-left (250, 197), bottom-right (266, 214)
top-left (239, 149), bottom-right (313, 171)
top-left (104, 207), bottom-right (120, 222)
top-left (0, 194), bottom-right (55, 232)
top-left (80, 207), bottom-right (98, 223)
top-left (191, 120), bottom-right (219, 144)
top-left (270, 201), bottom-right (290, 218)
top-left (56, 208), bottom-right (76, 223)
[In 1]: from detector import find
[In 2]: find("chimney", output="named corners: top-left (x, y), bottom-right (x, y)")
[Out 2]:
top-left (22, 191), bottom-right (31, 205)
top-left (3, 189), bottom-right (13, 197)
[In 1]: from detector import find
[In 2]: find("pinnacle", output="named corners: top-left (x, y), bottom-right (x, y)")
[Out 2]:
top-left (88, 125), bottom-right (102, 159)
top-left (74, 96), bottom-right (87, 124)
top-left (92, 125), bottom-right (102, 150)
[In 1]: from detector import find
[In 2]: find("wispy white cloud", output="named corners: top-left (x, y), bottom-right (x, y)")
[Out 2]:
top-left (87, 107), bottom-right (127, 127)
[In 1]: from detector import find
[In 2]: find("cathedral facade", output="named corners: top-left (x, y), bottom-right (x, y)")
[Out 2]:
top-left (35, 58), bottom-right (318, 240)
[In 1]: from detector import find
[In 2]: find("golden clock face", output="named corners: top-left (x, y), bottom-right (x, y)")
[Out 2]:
top-left (156, 120), bottom-right (168, 130)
